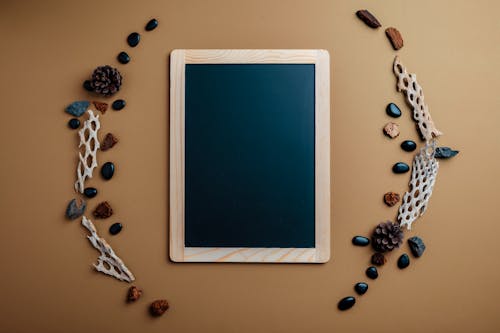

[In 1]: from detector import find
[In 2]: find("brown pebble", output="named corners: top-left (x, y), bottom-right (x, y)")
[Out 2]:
top-left (371, 252), bottom-right (387, 266)
top-left (127, 286), bottom-right (142, 302)
top-left (101, 133), bottom-right (118, 151)
top-left (150, 299), bottom-right (169, 317)
top-left (355, 9), bottom-right (381, 28)
top-left (93, 201), bottom-right (113, 219)
top-left (383, 192), bottom-right (401, 207)
top-left (93, 101), bottom-right (109, 114)
top-left (385, 27), bottom-right (404, 50)
top-left (383, 122), bottom-right (400, 138)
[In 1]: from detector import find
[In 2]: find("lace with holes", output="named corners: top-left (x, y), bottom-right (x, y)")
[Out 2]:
top-left (75, 110), bottom-right (100, 193)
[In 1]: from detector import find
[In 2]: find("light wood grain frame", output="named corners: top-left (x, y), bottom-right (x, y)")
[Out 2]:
top-left (170, 49), bottom-right (330, 263)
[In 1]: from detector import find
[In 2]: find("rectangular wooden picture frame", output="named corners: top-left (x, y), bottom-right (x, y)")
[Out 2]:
top-left (170, 49), bottom-right (330, 263)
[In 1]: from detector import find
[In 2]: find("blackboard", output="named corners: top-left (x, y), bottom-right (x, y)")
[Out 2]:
top-left (170, 50), bottom-right (330, 263)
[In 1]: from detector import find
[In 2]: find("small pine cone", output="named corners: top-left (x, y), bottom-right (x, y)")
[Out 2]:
top-left (90, 65), bottom-right (122, 97)
top-left (150, 299), bottom-right (169, 316)
top-left (371, 221), bottom-right (404, 252)
top-left (371, 252), bottom-right (387, 266)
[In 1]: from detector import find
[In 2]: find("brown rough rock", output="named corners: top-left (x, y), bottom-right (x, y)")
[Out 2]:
top-left (385, 27), bottom-right (404, 50)
top-left (384, 192), bottom-right (401, 207)
top-left (150, 299), bottom-right (169, 317)
top-left (92, 101), bottom-right (108, 114)
top-left (383, 122), bottom-right (400, 138)
top-left (127, 286), bottom-right (142, 302)
top-left (101, 133), bottom-right (118, 151)
top-left (93, 201), bottom-right (113, 219)
top-left (355, 10), bottom-right (381, 28)
top-left (371, 252), bottom-right (387, 266)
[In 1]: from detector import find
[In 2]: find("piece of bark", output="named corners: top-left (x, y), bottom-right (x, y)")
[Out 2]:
top-left (127, 286), bottom-right (143, 302)
top-left (93, 101), bottom-right (108, 114)
top-left (101, 133), bottom-right (118, 151)
top-left (150, 300), bottom-right (169, 316)
top-left (93, 201), bottom-right (113, 219)
top-left (383, 122), bottom-right (400, 138)
top-left (355, 10), bottom-right (381, 28)
top-left (384, 192), bottom-right (401, 207)
top-left (385, 27), bottom-right (404, 50)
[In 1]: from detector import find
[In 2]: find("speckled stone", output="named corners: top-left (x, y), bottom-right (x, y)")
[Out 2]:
top-left (408, 236), bottom-right (426, 257)
top-left (65, 101), bottom-right (89, 117)
top-left (65, 198), bottom-right (86, 220)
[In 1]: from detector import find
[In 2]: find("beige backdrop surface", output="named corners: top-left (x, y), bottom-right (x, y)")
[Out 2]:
top-left (0, 0), bottom-right (499, 332)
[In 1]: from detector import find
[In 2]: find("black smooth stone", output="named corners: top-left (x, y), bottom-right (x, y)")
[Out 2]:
top-left (408, 236), bottom-right (426, 257)
top-left (117, 51), bottom-right (130, 64)
top-left (352, 236), bottom-right (370, 246)
top-left (354, 282), bottom-right (368, 295)
top-left (386, 103), bottom-right (402, 118)
top-left (109, 222), bottom-right (123, 235)
top-left (392, 162), bottom-right (410, 174)
top-left (145, 18), bottom-right (158, 31)
top-left (401, 140), bottom-right (417, 152)
top-left (101, 162), bottom-right (115, 180)
top-left (83, 187), bottom-right (98, 199)
top-left (112, 99), bottom-right (126, 110)
top-left (68, 118), bottom-right (80, 129)
top-left (337, 296), bottom-right (356, 311)
top-left (83, 80), bottom-right (94, 92)
top-left (398, 253), bottom-right (410, 269)
top-left (127, 32), bottom-right (140, 47)
top-left (435, 147), bottom-right (459, 159)
top-left (366, 266), bottom-right (378, 279)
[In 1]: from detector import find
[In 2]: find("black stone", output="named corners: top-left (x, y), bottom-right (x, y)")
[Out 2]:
top-left (435, 147), bottom-right (459, 159)
top-left (398, 253), bottom-right (410, 269)
top-left (145, 18), bottom-right (158, 31)
top-left (101, 162), bottom-right (115, 180)
top-left (366, 266), bottom-right (378, 279)
top-left (68, 118), bottom-right (80, 129)
top-left (352, 236), bottom-right (370, 246)
top-left (83, 79), bottom-right (94, 92)
top-left (127, 32), bottom-right (140, 47)
top-left (392, 162), bottom-right (410, 174)
top-left (109, 222), bottom-right (123, 235)
top-left (408, 236), bottom-right (426, 257)
top-left (386, 103), bottom-right (402, 118)
top-left (337, 296), bottom-right (356, 311)
top-left (117, 51), bottom-right (130, 64)
top-left (83, 187), bottom-right (98, 199)
top-left (354, 282), bottom-right (368, 295)
top-left (401, 140), bottom-right (417, 152)
top-left (112, 99), bottom-right (126, 110)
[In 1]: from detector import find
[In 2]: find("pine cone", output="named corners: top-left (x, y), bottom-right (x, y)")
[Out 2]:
top-left (90, 65), bottom-right (122, 96)
top-left (371, 221), bottom-right (404, 252)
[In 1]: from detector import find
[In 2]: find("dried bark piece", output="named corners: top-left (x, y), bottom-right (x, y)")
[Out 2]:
top-left (75, 110), bottom-right (100, 193)
top-left (385, 27), bottom-right (404, 50)
top-left (81, 216), bottom-right (135, 282)
top-left (127, 286), bottom-right (143, 302)
top-left (93, 201), bottom-right (113, 219)
top-left (393, 56), bottom-right (443, 141)
top-left (150, 299), bottom-right (169, 316)
top-left (92, 101), bottom-right (108, 114)
top-left (355, 10), bottom-right (381, 28)
top-left (383, 192), bottom-right (400, 207)
top-left (383, 122), bottom-right (400, 138)
top-left (397, 142), bottom-right (439, 230)
top-left (101, 133), bottom-right (118, 151)
top-left (66, 198), bottom-right (86, 220)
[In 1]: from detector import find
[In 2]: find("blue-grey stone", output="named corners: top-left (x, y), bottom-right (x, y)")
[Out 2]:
top-left (338, 296), bottom-right (356, 311)
top-left (109, 222), bottom-right (123, 235)
top-left (145, 18), bottom-right (158, 31)
top-left (408, 236), bottom-right (426, 257)
top-left (65, 101), bottom-right (89, 117)
top-left (392, 162), bottom-right (410, 174)
top-left (435, 147), bottom-right (459, 159)
top-left (366, 266), bottom-right (378, 279)
top-left (101, 162), bottom-right (115, 180)
top-left (401, 140), bottom-right (417, 152)
top-left (127, 32), bottom-right (140, 47)
top-left (65, 198), bottom-right (86, 220)
top-left (354, 282), bottom-right (368, 295)
top-left (397, 253), bottom-right (410, 269)
top-left (386, 103), bottom-right (402, 118)
top-left (352, 236), bottom-right (370, 246)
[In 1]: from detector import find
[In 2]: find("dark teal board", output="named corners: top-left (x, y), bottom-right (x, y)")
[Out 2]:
top-left (185, 64), bottom-right (315, 248)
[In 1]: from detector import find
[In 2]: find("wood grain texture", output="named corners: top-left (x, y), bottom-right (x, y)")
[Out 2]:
top-left (169, 49), bottom-right (331, 263)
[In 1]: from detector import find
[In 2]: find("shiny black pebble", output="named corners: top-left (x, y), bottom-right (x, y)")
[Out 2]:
top-left (354, 282), bottom-right (368, 295)
top-left (145, 18), bottom-right (158, 31)
top-left (101, 162), bottom-right (115, 180)
top-left (408, 236), bottom-right (426, 257)
top-left (338, 296), bottom-right (356, 311)
top-left (109, 222), bottom-right (123, 235)
top-left (401, 140), bottom-right (417, 152)
top-left (83, 80), bottom-right (94, 92)
top-left (398, 253), bottom-right (410, 269)
top-left (366, 266), bottom-right (378, 279)
top-left (117, 51), bottom-right (130, 64)
top-left (386, 103), bottom-right (402, 118)
top-left (352, 236), bottom-right (370, 246)
top-left (112, 99), bottom-right (126, 110)
top-left (392, 162), bottom-right (410, 174)
top-left (68, 118), bottom-right (80, 129)
top-left (127, 32), bottom-right (140, 47)
top-left (83, 187), bottom-right (98, 198)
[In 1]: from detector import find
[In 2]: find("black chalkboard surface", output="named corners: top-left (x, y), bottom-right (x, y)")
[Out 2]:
top-left (184, 64), bottom-right (316, 248)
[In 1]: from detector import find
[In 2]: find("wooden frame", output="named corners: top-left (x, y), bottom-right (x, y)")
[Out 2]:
top-left (170, 49), bottom-right (330, 263)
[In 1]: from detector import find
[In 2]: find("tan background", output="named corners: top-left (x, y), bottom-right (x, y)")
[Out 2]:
top-left (0, 0), bottom-right (499, 332)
